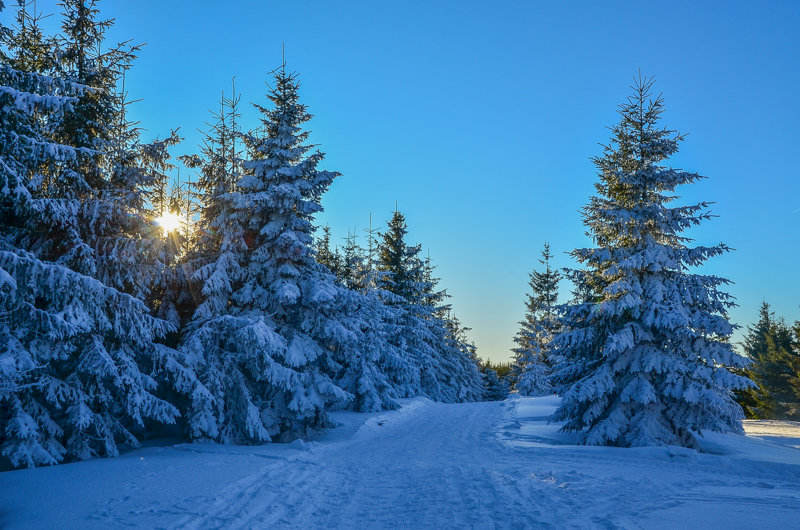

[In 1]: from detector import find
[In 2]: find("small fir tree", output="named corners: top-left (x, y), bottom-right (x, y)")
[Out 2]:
top-left (736, 302), bottom-right (800, 419)
top-left (315, 225), bottom-right (343, 278)
top-left (481, 361), bottom-right (510, 401)
top-left (789, 318), bottom-right (800, 404)
top-left (512, 243), bottom-right (561, 396)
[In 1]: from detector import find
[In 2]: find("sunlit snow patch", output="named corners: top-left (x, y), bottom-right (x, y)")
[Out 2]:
top-left (743, 420), bottom-right (800, 450)
top-left (497, 395), bottom-right (577, 448)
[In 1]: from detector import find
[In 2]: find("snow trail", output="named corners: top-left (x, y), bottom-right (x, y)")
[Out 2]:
top-left (2, 397), bottom-right (800, 529)
top-left (153, 397), bottom-right (800, 529)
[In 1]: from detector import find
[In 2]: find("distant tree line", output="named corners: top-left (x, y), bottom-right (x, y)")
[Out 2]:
top-left (733, 303), bottom-right (800, 419)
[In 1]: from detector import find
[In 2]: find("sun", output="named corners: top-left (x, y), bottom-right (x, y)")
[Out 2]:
top-left (155, 212), bottom-right (181, 235)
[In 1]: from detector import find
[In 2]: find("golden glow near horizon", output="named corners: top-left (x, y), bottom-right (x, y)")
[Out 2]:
top-left (155, 212), bottom-right (181, 235)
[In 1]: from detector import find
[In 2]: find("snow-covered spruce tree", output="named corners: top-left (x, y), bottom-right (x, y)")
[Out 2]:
top-left (0, 64), bottom-right (177, 468)
top-left (176, 87), bottom-right (291, 443)
top-left (339, 229), bottom-right (370, 292)
top-left (349, 219), bottom-right (421, 405)
top-left (512, 243), bottom-right (561, 396)
top-left (333, 290), bottom-right (410, 412)
top-left (791, 319), bottom-right (800, 405)
top-left (53, 0), bottom-right (195, 445)
top-left (376, 210), bottom-right (483, 402)
top-left (235, 65), bottom-right (403, 423)
top-left (54, 0), bottom-right (181, 308)
top-left (0, 4), bottom-right (190, 467)
top-left (549, 76), bottom-right (752, 449)
top-left (427, 252), bottom-right (486, 402)
top-left (316, 221), bottom-right (421, 402)
top-left (439, 304), bottom-right (486, 401)
top-left (10, 0), bottom-right (182, 326)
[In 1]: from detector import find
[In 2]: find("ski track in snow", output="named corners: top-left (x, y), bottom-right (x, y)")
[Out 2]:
top-left (3, 397), bottom-right (800, 529)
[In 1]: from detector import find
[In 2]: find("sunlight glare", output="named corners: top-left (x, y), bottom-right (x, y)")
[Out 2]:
top-left (156, 212), bottom-right (181, 235)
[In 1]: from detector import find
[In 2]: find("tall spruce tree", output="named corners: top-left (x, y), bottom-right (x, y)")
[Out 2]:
top-left (0, 2), bottom-right (192, 467)
top-left (176, 87), bottom-right (289, 444)
top-left (50, 0), bottom-right (159, 289)
top-left (549, 76), bottom-right (752, 449)
top-left (237, 65), bottom-right (406, 421)
top-left (512, 243), bottom-right (561, 396)
top-left (376, 210), bottom-right (483, 402)
top-left (0, 38), bottom-right (172, 470)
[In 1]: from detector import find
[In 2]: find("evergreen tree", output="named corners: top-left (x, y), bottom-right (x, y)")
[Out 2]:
top-left (0, 57), bottom-right (178, 468)
top-left (178, 85), bottom-right (308, 443)
top-left (238, 65), bottom-right (350, 427)
top-left (736, 302), bottom-right (800, 419)
top-left (549, 76), bottom-right (752, 449)
top-left (237, 65), bottom-right (403, 421)
top-left (376, 210), bottom-right (483, 403)
top-left (789, 318), bottom-right (800, 404)
top-left (481, 361), bottom-right (509, 401)
top-left (378, 210), bottom-right (424, 302)
top-left (49, 0), bottom-right (160, 290)
top-left (1, 1), bottom-right (58, 75)
top-left (516, 357), bottom-right (551, 398)
top-left (320, 219), bottom-right (420, 403)
top-left (51, 0), bottom-right (193, 450)
top-left (336, 229), bottom-right (362, 291)
top-left (0, 2), bottom-right (192, 467)
top-left (512, 243), bottom-right (561, 396)
top-left (314, 225), bottom-right (342, 278)
top-left (490, 361), bottom-right (513, 383)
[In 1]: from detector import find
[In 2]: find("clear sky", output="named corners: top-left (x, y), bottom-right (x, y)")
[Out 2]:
top-left (4, 1), bottom-right (799, 362)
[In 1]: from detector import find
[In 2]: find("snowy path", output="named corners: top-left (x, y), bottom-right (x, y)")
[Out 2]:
top-left (3, 396), bottom-right (800, 529)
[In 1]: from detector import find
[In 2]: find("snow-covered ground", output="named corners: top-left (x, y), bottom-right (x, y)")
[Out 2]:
top-left (3, 396), bottom-right (800, 529)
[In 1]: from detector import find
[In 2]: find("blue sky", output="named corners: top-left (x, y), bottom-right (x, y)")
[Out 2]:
top-left (4, 1), bottom-right (799, 362)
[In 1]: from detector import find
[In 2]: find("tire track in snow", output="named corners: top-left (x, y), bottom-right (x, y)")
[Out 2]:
top-left (166, 457), bottom-right (323, 530)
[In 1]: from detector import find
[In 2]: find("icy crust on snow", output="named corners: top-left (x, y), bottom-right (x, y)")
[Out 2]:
top-left (2, 396), bottom-right (800, 529)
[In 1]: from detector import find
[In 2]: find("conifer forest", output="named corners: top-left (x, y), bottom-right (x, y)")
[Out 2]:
top-left (2, 2), bottom-right (800, 528)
